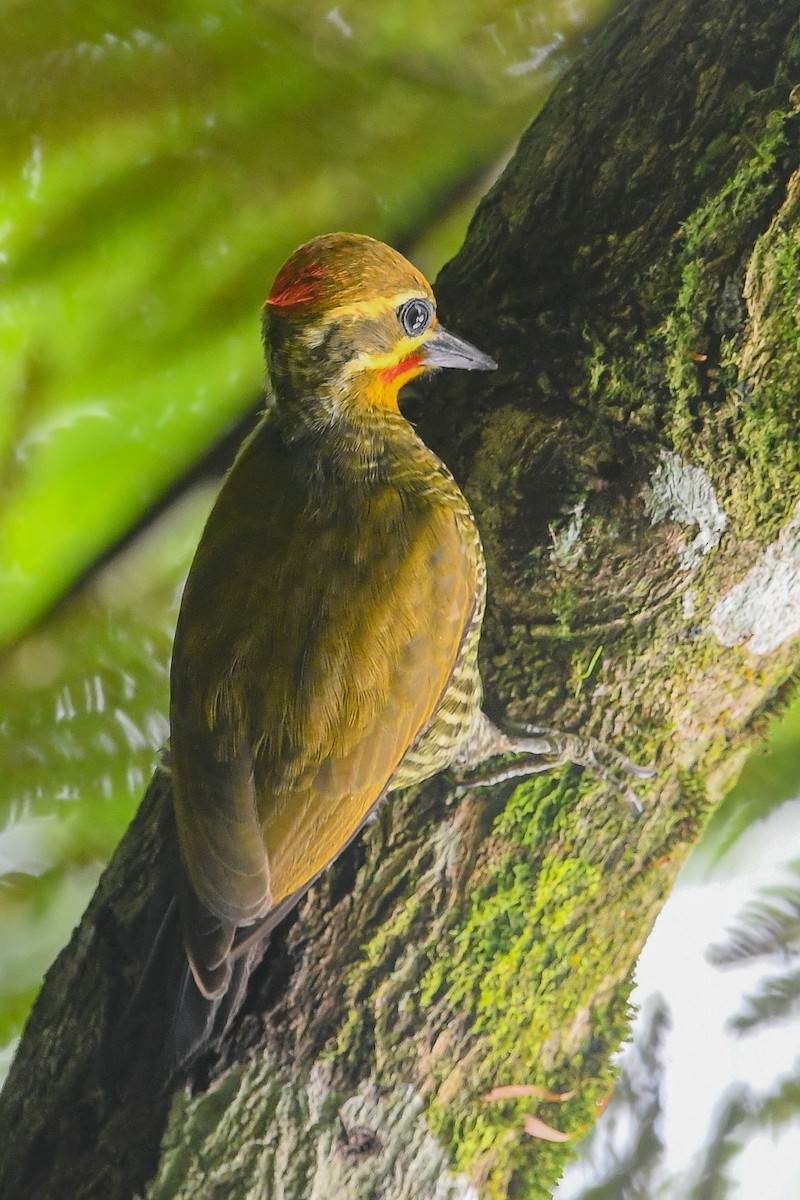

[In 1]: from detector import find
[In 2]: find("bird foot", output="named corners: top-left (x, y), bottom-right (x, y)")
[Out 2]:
top-left (450, 722), bottom-right (655, 814)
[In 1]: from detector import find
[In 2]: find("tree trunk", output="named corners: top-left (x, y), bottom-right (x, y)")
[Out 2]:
top-left (2, 1), bottom-right (799, 1197)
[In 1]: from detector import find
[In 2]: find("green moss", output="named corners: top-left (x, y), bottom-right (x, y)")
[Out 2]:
top-left (571, 100), bottom-right (799, 576)
top-left (694, 131), bottom-right (733, 177)
top-left (330, 881), bottom-right (428, 1071)
top-left (320, 769), bottom-right (640, 1197)
top-left (550, 579), bottom-right (581, 634)
top-left (409, 772), bottom-right (650, 1193)
top-left (659, 110), bottom-right (795, 461)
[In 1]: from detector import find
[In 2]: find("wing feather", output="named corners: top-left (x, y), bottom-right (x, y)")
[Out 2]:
top-left (170, 417), bottom-right (476, 987)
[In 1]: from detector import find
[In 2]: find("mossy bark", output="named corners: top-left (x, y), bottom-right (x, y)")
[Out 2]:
top-left (2, 0), bottom-right (800, 1197)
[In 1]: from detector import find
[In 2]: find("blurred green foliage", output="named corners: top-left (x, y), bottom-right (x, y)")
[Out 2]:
top-left (0, 486), bottom-right (212, 1067)
top-left (0, 0), bottom-right (596, 647)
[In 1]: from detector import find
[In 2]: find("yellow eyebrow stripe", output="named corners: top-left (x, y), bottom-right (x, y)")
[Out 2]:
top-left (316, 290), bottom-right (430, 327)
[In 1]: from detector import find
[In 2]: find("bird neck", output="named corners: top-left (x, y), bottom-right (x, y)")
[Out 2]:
top-left (270, 370), bottom-right (426, 487)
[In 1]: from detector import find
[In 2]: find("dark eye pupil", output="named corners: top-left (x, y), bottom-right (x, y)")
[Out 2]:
top-left (399, 299), bottom-right (431, 337)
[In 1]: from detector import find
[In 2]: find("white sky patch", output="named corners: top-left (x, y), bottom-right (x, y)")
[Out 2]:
top-left (632, 801), bottom-right (800, 1190)
top-left (643, 451), bottom-right (728, 569)
top-left (557, 795), bottom-right (800, 1199)
top-left (0, 813), bottom-right (61, 878)
top-left (710, 502), bottom-right (800, 655)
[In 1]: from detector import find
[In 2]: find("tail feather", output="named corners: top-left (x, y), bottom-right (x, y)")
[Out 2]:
top-left (169, 961), bottom-right (220, 1073)
top-left (107, 872), bottom-right (317, 1088)
top-left (178, 871), bottom-right (236, 998)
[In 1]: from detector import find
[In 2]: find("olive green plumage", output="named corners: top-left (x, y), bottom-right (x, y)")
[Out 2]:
top-left (170, 233), bottom-right (497, 999)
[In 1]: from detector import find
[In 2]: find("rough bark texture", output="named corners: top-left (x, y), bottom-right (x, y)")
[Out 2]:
top-left (2, 1), bottom-right (800, 1197)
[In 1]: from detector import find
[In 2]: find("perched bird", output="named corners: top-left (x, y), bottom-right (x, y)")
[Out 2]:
top-left (169, 232), bottom-right (649, 1019)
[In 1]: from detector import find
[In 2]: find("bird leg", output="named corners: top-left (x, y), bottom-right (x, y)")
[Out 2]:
top-left (449, 712), bottom-right (655, 813)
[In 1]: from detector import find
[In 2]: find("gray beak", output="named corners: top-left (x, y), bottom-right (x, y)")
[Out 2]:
top-left (423, 325), bottom-right (497, 372)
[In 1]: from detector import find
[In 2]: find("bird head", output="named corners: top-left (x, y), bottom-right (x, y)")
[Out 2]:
top-left (262, 233), bottom-right (496, 432)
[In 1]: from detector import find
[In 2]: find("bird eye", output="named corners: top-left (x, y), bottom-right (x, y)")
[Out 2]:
top-left (398, 298), bottom-right (433, 338)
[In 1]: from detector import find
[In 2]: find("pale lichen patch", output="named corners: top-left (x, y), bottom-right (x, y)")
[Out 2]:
top-left (642, 451), bottom-right (727, 569)
top-left (710, 502), bottom-right (800, 655)
top-left (146, 1056), bottom-right (477, 1200)
top-left (682, 587), bottom-right (698, 620)
top-left (335, 1079), bottom-right (480, 1200)
top-left (421, 817), bottom-right (464, 886)
top-left (549, 501), bottom-right (586, 570)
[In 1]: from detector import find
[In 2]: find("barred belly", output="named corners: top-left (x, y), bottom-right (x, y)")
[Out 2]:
top-left (390, 517), bottom-right (487, 792)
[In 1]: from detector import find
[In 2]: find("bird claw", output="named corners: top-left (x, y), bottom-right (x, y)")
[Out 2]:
top-left (450, 721), bottom-right (654, 814)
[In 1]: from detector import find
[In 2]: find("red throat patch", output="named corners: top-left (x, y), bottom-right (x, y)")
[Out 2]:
top-left (381, 352), bottom-right (424, 385)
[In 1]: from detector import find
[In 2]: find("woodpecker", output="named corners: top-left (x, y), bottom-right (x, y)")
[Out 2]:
top-left (169, 233), bottom-right (650, 1007)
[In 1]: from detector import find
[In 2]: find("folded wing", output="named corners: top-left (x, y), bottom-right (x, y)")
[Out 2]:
top-left (170, 419), bottom-right (476, 996)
